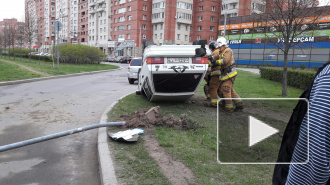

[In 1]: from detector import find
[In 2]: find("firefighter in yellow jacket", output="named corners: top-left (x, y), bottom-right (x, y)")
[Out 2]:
top-left (216, 37), bottom-right (243, 112)
top-left (207, 41), bottom-right (222, 107)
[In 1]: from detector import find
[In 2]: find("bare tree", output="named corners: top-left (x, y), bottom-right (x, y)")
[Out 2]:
top-left (25, 11), bottom-right (37, 63)
top-left (262, 1), bottom-right (329, 96)
top-left (16, 23), bottom-right (25, 61)
top-left (7, 21), bottom-right (18, 60)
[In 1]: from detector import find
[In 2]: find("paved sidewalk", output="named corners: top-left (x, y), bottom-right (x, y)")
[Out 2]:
top-left (236, 68), bottom-right (260, 75)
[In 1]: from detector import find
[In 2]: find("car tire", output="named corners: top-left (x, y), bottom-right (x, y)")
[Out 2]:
top-left (128, 79), bottom-right (134, 84)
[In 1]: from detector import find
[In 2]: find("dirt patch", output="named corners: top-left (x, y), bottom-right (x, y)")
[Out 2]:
top-left (115, 106), bottom-right (203, 130)
top-left (143, 130), bottom-right (196, 185)
top-left (244, 107), bottom-right (290, 123)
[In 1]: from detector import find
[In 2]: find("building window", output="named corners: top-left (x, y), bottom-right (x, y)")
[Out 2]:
top-left (152, 1), bottom-right (165, 9)
top-left (142, 34), bottom-right (146, 39)
top-left (186, 25), bottom-right (188, 31)
top-left (197, 35), bottom-right (201, 40)
top-left (198, 26), bottom-right (202, 31)
top-left (143, 15), bottom-right (147, 20)
top-left (199, 6), bottom-right (203, 11)
top-left (209, 35), bottom-right (214, 41)
top-left (119, 0), bottom-right (125, 4)
top-left (177, 34), bottom-right (180, 40)
top-left (119, 25), bottom-right (126, 31)
top-left (160, 33), bottom-right (163, 39)
top-left (230, 13), bottom-right (237, 17)
top-left (127, 24), bottom-right (131, 30)
top-left (114, 27), bottom-right (117, 31)
top-left (115, 1), bottom-right (117, 5)
top-left (185, 35), bottom-right (188, 41)
top-left (177, 24), bottom-right (181, 30)
top-left (114, 18), bottom-right (117, 23)
top-left (119, 16), bottom-right (125, 22)
top-left (211, 6), bottom-right (215, 11)
top-left (210, 26), bottom-right (214, 31)
top-left (143, 5), bottom-right (147, 10)
top-left (118, 8), bottom-right (126, 13)
top-left (127, 34), bottom-right (130, 39)
top-left (161, 24), bottom-right (163, 29)
top-left (154, 34), bottom-right (157, 39)
top-left (211, 16), bottom-right (214, 22)
top-left (154, 24), bottom-right (157, 30)
top-left (128, 15), bottom-right (132, 20)
top-left (119, 34), bottom-right (125, 39)
top-left (128, 6), bottom-right (131, 11)
top-left (114, 10), bottom-right (117, 14)
top-left (199, 16), bottom-right (202, 21)
top-left (176, 2), bottom-right (193, 10)
top-left (142, 24), bottom-right (146, 30)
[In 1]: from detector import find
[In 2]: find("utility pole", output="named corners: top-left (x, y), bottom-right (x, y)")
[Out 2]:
top-left (224, 13), bottom-right (227, 37)
top-left (55, 21), bottom-right (62, 73)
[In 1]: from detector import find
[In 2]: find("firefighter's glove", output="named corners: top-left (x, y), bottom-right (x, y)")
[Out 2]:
top-left (208, 56), bottom-right (216, 67)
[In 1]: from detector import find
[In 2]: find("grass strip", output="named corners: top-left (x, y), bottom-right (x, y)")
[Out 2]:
top-left (107, 70), bottom-right (303, 184)
top-left (0, 61), bottom-right (42, 81)
top-left (0, 56), bottom-right (118, 76)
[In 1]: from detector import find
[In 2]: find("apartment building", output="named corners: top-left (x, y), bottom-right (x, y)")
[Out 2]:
top-left (88, 0), bottom-right (111, 54)
top-left (191, 0), bottom-right (221, 42)
top-left (221, 0), bottom-right (266, 17)
top-left (78, 0), bottom-right (88, 44)
top-left (44, 0), bottom-right (56, 52)
top-left (26, 0), bottom-right (38, 49)
top-left (56, 0), bottom-right (70, 43)
top-left (0, 19), bottom-right (26, 49)
top-left (109, 0), bottom-right (152, 56)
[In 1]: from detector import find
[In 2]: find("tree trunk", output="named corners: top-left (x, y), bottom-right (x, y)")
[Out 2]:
top-left (29, 44), bottom-right (31, 63)
top-left (282, 51), bottom-right (288, 97)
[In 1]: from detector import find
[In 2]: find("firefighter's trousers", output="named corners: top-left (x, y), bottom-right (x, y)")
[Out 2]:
top-left (220, 77), bottom-right (243, 112)
top-left (209, 75), bottom-right (222, 107)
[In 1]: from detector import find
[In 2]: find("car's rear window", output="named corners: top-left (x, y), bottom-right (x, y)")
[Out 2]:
top-left (131, 59), bottom-right (142, 66)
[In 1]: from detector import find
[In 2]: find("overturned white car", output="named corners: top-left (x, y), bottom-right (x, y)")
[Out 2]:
top-left (136, 40), bottom-right (211, 102)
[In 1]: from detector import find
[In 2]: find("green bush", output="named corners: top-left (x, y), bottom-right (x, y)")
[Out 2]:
top-left (52, 44), bottom-right (105, 64)
top-left (300, 63), bottom-right (306, 70)
top-left (260, 67), bottom-right (316, 89)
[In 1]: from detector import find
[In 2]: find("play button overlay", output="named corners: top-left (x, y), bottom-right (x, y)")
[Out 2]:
top-left (217, 98), bottom-right (309, 164)
top-left (249, 116), bottom-right (279, 147)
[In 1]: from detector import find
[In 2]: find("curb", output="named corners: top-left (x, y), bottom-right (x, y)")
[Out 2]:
top-left (0, 65), bottom-right (123, 87)
top-left (98, 92), bottom-right (135, 185)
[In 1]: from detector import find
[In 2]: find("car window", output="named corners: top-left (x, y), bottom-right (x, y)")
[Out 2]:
top-left (130, 59), bottom-right (142, 66)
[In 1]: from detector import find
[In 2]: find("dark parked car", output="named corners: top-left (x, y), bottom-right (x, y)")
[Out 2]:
top-left (120, 56), bottom-right (133, 63)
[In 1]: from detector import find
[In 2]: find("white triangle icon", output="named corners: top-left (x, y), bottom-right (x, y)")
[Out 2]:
top-left (249, 116), bottom-right (279, 147)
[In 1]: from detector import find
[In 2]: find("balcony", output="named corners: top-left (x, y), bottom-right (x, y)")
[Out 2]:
top-left (89, 1), bottom-right (96, 7)
top-left (176, 17), bottom-right (192, 24)
top-left (152, 18), bottom-right (165, 24)
top-left (89, 8), bottom-right (96, 14)
top-left (97, 7), bottom-right (105, 12)
top-left (97, 0), bottom-right (105, 4)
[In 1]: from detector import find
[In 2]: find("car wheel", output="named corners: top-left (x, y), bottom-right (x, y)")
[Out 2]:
top-left (128, 79), bottom-right (134, 84)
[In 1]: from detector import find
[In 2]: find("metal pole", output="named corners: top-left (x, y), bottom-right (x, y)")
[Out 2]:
top-left (139, 21), bottom-right (142, 57)
top-left (57, 27), bottom-right (60, 73)
top-left (224, 14), bottom-right (227, 37)
top-left (0, 122), bottom-right (125, 153)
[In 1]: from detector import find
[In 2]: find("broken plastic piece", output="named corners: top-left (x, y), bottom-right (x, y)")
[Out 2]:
top-left (108, 128), bottom-right (144, 142)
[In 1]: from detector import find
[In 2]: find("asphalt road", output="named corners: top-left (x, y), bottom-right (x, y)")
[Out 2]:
top-left (0, 63), bottom-right (136, 185)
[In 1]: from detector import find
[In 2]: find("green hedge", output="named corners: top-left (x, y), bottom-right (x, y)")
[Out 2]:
top-left (51, 44), bottom-right (105, 64)
top-left (259, 67), bottom-right (316, 89)
top-left (0, 53), bottom-right (52, 62)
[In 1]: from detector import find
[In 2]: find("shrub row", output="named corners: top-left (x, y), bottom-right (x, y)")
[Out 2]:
top-left (0, 48), bottom-right (36, 55)
top-left (0, 53), bottom-right (52, 62)
top-left (259, 67), bottom-right (316, 89)
top-left (51, 44), bottom-right (105, 64)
